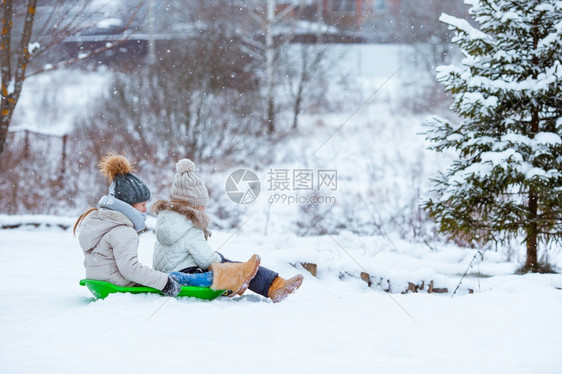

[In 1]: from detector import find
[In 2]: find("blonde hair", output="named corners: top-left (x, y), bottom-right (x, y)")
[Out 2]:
top-left (73, 208), bottom-right (97, 235)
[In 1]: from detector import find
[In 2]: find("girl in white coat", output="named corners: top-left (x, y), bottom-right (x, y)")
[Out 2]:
top-left (152, 159), bottom-right (303, 302)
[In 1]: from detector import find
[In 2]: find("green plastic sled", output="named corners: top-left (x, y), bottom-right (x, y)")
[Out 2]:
top-left (79, 279), bottom-right (225, 300)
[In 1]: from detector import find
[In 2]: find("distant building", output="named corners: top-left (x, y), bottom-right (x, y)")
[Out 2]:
top-left (62, 18), bottom-right (148, 66)
top-left (62, 0), bottom-right (415, 66)
top-left (281, 0), bottom-right (403, 30)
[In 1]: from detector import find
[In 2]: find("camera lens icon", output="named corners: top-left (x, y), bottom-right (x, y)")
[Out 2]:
top-left (225, 169), bottom-right (261, 204)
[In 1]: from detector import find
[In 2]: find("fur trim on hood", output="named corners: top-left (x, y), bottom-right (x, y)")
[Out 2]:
top-left (152, 200), bottom-right (211, 238)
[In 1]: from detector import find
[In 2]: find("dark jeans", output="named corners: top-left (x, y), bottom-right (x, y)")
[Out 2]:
top-left (246, 264), bottom-right (278, 297)
top-left (179, 253), bottom-right (278, 297)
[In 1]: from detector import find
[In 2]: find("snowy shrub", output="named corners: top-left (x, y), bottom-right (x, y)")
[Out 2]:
top-left (0, 130), bottom-right (101, 214)
top-left (295, 193), bottom-right (339, 236)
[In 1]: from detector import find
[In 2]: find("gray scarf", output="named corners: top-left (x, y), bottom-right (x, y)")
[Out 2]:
top-left (99, 194), bottom-right (147, 232)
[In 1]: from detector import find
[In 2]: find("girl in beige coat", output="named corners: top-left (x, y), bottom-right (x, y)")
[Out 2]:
top-left (74, 154), bottom-right (184, 296)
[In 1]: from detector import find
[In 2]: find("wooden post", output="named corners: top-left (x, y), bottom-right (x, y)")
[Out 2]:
top-left (23, 129), bottom-right (30, 159)
top-left (360, 272), bottom-right (372, 287)
top-left (301, 262), bottom-right (317, 277)
top-left (60, 134), bottom-right (67, 180)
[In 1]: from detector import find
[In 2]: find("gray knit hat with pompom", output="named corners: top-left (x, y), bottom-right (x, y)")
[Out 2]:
top-left (99, 154), bottom-right (151, 206)
top-left (169, 159), bottom-right (209, 207)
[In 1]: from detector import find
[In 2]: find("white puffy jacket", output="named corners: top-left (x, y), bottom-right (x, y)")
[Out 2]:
top-left (153, 209), bottom-right (221, 273)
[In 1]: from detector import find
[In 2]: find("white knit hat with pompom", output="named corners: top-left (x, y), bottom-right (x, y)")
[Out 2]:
top-left (169, 159), bottom-right (209, 207)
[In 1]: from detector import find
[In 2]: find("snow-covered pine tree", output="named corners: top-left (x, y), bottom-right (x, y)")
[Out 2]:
top-left (423, 0), bottom-right (562, 272)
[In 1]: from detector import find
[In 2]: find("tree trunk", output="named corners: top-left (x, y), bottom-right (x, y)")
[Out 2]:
top-left (292, 89), bottom-right (302, 130)
top-left (292, 47), bottom-right (309, 130)
top-left (317, 0), bottom-right (323, 44)
top-left (524, 107), bottom-right (540, 272)
top-left (0, 117), bottom-right (10, 156)
top-left (525, 188), bottom-right (538, 271)
top-left (523, 16), bottom-right (541, 273)
top-left (267, 96), bottom-right (275, 134)
top-left (0, 0), bottom-right (37, 157)
top-left (1, 0), bottom-right (14, 157)
top-left (525, 107), bottom-right (540, 272)
top-left (265, 0), bottom-right (275, 134)
top-left (146, 0), bottom-right (156, 66)
top-left (60, 134), bottom-right (68, 181)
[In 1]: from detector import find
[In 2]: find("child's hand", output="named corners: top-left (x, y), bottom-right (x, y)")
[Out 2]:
top-left (161, 276), bottom-right (181, 297)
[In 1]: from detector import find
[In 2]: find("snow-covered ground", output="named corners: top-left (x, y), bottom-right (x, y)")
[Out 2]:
top-left (1, 223), bottom-right (561, 373)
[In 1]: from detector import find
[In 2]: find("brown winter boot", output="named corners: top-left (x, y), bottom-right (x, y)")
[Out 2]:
top-left (268, 274), bottom-right (304, 303)
top-left (210, 255), bottom-right (261, 294)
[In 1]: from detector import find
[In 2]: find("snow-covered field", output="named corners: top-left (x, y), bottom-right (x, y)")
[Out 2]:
top-left (1, 223), bottom-right (561, 373)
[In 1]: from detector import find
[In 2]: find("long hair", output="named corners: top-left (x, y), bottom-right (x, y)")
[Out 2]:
top-left (73, 208), bottom-right (97, 235)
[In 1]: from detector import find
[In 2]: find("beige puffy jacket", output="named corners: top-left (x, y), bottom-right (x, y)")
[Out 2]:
top-left (77, 208), bottom-right (168, 289)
